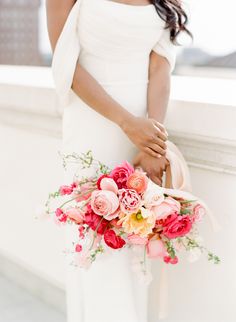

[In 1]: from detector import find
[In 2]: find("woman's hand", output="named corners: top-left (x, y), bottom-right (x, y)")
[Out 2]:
top-left (132, 150), bottom-right (169, 186)
top-left (121, 116), bottom-right (168, 158)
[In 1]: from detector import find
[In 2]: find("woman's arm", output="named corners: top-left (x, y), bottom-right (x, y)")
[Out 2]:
top-left (147, 51), bottom-right (171, 123)
top-left (46, 0), bottom-right (167, 158)
top-left (132, 52), bottom-right (171, 185)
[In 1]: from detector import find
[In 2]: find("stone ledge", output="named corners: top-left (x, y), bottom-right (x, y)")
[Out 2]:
top-left (169, 131), bottom-right (236, 175)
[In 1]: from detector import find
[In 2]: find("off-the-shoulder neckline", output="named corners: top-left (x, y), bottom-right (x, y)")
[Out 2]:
top-left (99, 0), bottom-right (154, 8)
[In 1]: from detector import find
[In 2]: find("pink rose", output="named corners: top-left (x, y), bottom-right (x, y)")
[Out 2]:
top-left (162, 213), bottom-right (192, 239)
top-left (127, 170), bottom-right (148, 194)
top-left (91, 190), bottom-right (119, 220)
top-left (147, 239), bottom-right (166, 258)
top-left (153, 197), bottom-right (181, 220)
top-left (66, 208), bottom-right (85, 224)
top-left (128, 234), bottom-right (148, 245)
top-left (192, 204), bottom-right (206, 223)
top-left (100, 177), bottom-right (118, 194)
top-left (119, 189), bottom-right (141, 214)
top-left (55, 208), bottom-right (68, 223)
top-left (110, 161), bottom-right (134, 189)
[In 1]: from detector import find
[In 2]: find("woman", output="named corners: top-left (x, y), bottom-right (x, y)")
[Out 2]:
top-left (46, 0), bottom-right (190, 321)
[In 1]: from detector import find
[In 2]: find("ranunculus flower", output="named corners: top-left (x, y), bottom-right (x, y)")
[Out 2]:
top-left (91, 190), bottom-right (119, 220)
top-left (164, 255), bottom-right (178, 264)
top-left (147, 239), bottom-right (166, 258)
top-left (66, 207), bottom-right (85, 224)
top-left (127, 170), bottom-right (148, 194)
top-left (162, 213), bottom-right (192, 239)
top-left (192, 204), bottom-right (206, 223)
top-left (153, 197), bottom-right (181, 221)
top-left (55, 208), bottom-right (68, 223)
top-left (119, 189), bottom-right (141, 214)
top-left (104, 229), bottom-right (126, 249)
top-left (119, 208), bottom-right (156, 237)
top-left (128, 234), bottom-right (148, 245)
top-left (59, 185), bottom-right (73, 195)
top-left (84, 206), bottom-right (109, 235)
top-left (110, 161), bottom-right (134, 189)
top-left (100, 177), bottom-right (118, 194)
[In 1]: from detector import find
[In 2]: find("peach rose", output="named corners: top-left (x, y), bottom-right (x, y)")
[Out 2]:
top-left (153, 197), bottom-right (181, 220)
top-left (91, 190), bottom-right (119, 220)
top-left (127, 170), bottom-right (148, 194)
top-left (66, 207), bottom-right (85, 224)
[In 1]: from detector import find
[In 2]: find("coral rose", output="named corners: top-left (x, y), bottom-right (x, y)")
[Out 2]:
top-left (153, 197), bottom-right (181, 221)
top-left (104, 229), bottom-right (126, 249)
top-left (91, 190), bottom-right (119, 220)
top-left (162, 213), bottom-right (192, 239)
top-left (127, 170), bottom-right (148, 194)
top-left (110, 161), bottom-right (134, 189)
top-left (119, 189), bottom-right (141, 214)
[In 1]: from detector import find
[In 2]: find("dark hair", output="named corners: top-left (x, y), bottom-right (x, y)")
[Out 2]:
top-left (152, 0), bottom-right (192, 44)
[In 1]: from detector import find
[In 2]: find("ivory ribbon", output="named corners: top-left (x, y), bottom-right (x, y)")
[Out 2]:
top-left (155, 140), bottom-right (221, 320)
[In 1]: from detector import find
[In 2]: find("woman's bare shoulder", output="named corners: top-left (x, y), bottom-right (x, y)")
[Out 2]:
top-left (46, 0), bottom-right (77, 51)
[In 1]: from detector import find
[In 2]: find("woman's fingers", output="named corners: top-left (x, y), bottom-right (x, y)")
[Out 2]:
top-left (144, 146), bottom-right (162, 158)
top-left (148, 143), bottom-right (166, 156)
top-left (150, 174), bottom-right (162, 186)
top-left (151, 137), bottom-right (167, 150)
top-left (153, 120), bottom-right (168, 136)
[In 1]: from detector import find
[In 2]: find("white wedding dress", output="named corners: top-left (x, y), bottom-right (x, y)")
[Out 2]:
top-left (52, 0), bottom-right (176, 321)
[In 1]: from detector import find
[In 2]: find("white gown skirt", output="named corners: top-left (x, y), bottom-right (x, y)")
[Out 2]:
top-left (62, 70), bottom-right (150, 322)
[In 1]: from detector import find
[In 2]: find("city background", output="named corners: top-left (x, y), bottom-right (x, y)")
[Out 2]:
top-left (0, 0), bottom-right (235, 77)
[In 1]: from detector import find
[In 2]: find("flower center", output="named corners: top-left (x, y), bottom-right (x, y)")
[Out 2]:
top-left (136, 211), bottom-right (143, 221)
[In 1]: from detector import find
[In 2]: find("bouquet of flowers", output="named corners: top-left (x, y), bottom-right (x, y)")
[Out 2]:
top-left (44, 151), bottom-right (220, 282)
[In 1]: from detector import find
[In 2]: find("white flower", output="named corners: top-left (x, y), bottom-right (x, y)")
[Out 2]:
top-left (140, 206), bottom-right (153, 218)
top-left (143, 180), bottom-right (164, 208)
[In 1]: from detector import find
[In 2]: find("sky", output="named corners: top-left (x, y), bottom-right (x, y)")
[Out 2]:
top-left (39, 0), bottom-right (236, 56)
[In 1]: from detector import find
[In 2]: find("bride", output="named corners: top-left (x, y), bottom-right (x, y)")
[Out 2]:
top-left (46, 0), bottom-right (191, 321)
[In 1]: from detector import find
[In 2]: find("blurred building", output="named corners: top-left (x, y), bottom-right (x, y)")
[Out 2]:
top-left (0, 0), bottom-right (44, 65)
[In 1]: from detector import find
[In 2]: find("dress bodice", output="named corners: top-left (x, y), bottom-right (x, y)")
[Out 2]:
top-left (52, 0), bottom-right (176, 105)
top-left (77, 0), bottom-right (167, 85)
